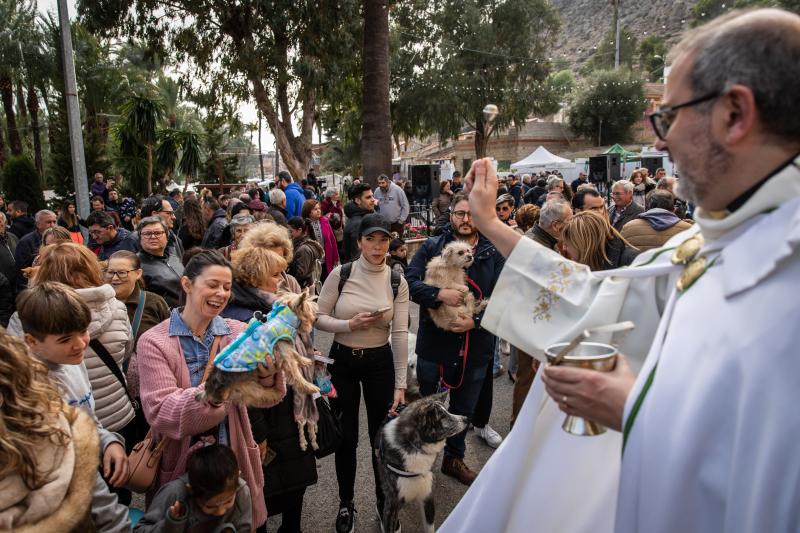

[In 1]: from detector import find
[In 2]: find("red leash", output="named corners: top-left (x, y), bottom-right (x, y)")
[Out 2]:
top-left (438, 276), bottom-right (483, 391)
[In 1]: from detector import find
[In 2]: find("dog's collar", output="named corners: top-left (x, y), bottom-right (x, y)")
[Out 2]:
top-left (385, 462), bottom-right (423, 478)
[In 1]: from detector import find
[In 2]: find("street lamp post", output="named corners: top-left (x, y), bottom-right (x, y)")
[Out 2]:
top-left (57, 0), bottom-right (90, 219)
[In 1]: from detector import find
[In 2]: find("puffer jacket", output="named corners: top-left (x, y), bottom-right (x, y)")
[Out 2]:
top-left (77, 284), bottom-right (135, 432)
top-left (6, 284), bottom-right (134, 432)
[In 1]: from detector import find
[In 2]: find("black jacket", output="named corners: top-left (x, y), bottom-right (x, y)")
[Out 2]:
top-left (201, 209), bottom-right (228, 249)
top-left (13, 230), bottom-right (42, 288)
top-left (138, 249), bottom-right (185, 308)
top-left (508, 183), bottom-right (523, 207)
top-left (9, 215), bottom-right (35, 239)
top-left (601, 236), bottom-right (640, 270)
top-left (97, 228), bottom-right (138, 261)
top-left (219, 295), bottom-right (318, 497)
top-left (0, 272), bottom-right (13, 327)
top-left (341, 202), bottom-right (372, 263)
top-left (524, 186), bottom-right (547, 205)
top-left (0, 233), bottom-right (17, 295)
top-left (610, 201), bottom-right (645, 232)
top-left (405, 228), bottom-right (505, 369)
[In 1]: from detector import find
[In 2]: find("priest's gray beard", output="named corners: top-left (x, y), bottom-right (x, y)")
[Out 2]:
top-left (674, 117), bottom-right (732, 206)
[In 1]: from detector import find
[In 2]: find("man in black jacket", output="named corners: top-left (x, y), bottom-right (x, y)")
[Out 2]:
top-left (610, 179), bottom-right (644, 231)
top-left (14, 209), bottom-right (57, 288)
top-left (86, 211), bottom-right (137, 261)
top-left (7, 201), bottom-right (35, 239)
top-left (201, 197), bottom-right (229, 249)
top-left (405, 191), bottom-right (505, 486)
top-left (341, 183), bottom-right (375, 262)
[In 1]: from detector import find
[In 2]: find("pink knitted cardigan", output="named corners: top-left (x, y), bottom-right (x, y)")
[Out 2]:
top-left (137, 317), bottom-right (286, 528)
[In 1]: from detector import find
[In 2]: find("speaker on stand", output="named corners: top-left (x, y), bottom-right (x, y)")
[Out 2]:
top-left (411, 164), bottom-right (441, 230)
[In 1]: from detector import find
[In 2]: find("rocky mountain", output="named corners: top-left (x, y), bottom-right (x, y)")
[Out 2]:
top-left (549, 0), bottom-right (697, 70)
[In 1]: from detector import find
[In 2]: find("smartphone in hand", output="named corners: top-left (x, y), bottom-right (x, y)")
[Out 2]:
top-left (369, 307), bottom-right (392, 317)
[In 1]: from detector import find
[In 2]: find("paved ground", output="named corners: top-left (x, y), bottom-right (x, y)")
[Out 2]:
top-left (134, 302), bottom-right (516, 532)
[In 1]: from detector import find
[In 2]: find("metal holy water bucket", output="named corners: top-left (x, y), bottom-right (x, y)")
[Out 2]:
top-left (544, 342), bottom-right (618, 436)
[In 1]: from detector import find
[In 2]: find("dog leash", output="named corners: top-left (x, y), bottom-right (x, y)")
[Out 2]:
top-left (438, 276), bottom-right (483, 392)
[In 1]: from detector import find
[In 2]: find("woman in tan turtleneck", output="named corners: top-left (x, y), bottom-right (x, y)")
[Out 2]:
top-left (315, 212), bottom-right (409, 531)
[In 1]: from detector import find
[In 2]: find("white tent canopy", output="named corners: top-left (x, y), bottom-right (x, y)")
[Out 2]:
top-left (511, 146), bottom-right (575, 172)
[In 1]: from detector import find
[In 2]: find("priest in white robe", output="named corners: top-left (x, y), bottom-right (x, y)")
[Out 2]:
top-left (442, 9), bottom-right (800, 532)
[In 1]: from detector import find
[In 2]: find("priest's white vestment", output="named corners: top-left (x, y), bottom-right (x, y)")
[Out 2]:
top-left (440, 156), bottom-right (800, 533)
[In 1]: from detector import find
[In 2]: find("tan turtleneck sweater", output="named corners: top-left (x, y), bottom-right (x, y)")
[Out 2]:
top-left (315, 255), bottom-right (409, 388)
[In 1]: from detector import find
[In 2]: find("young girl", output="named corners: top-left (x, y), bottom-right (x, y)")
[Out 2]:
top-left (134, 444), bottom-right (252, 532)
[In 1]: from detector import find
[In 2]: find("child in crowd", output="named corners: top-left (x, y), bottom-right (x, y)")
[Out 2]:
top-left (15, 281), bottom-right (131, 532)
top-left (388, 238), bottom-right (408, 275)
top-left (134, 444), bottom-right (252, 532)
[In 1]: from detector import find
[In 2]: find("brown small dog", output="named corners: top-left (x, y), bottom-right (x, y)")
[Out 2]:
top-left (424, 241), bottom-right (487, 331)
top-left (198, 289), bottom-right (320, 408)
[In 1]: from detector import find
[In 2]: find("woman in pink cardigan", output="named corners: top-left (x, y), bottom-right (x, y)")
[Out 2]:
top-left (137, 250), bottom-right (286, 529)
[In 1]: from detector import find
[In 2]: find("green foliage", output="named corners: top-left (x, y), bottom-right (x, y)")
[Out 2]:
top-left (691, 0), bottom-right (800, 26)
top-left (2, 155), bottom-right (45, 211)
top-left (568, 69), bottom-right (646, 146)
top-left (639, 36), bottom-right (667, 82)
top-left (391, 0), bottom-right (561, 157)
top-left (583, 27), bottom-right (637, 74)
top-left (78, 0), bottom-right (363, 180)
top-left (549, 69), bottom-right (576, 101)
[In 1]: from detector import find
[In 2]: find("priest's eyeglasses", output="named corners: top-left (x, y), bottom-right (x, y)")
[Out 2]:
top-left (649, 92), bottom-right (720, 141)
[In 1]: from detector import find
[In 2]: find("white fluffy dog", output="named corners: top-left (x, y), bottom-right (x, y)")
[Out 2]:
top-left (424, 241), bottom-right (487, 331)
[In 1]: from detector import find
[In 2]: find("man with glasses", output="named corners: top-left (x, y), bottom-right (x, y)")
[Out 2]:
top-left (449, 9), bottom-right (800, 533)
top-left (130, 196), bottom-right (185, 260)
top-left (86, 211), bottom-right (137, 260)
top-left (609, 179), bottom-right (643, 231)
top-left (405, 191), bottom-right (505, 485)
top-left (136, 216), bottom-right (184, 307)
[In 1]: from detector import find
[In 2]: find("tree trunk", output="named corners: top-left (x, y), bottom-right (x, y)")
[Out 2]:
top-left (0, 125), bottom-right (6, 168)
top-left (146, 144), bottom-right (153, 196)
top-left (361, 0), bottom-right (392, 188)
top-left (27, 86), bottom-right (43, 177)
top-left (0, 75), bottom-right (22, 156)
top-left (15, 81), bottom-right (28, 119)
top-left (237, 34), bottom-right (315, 182)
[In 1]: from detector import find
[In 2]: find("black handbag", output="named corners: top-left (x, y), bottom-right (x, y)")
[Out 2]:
top-left (313, 396), bottom-right (343, 459)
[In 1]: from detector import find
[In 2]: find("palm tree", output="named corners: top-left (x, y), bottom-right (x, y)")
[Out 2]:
top-left (119, 91), bottom-right (164, 195)
top-left (0, 0), bottom-right (35, 157)
top-left (178, 131), bottom-right (201, 193)
top-left (360, 0), bottom-right (392, 186)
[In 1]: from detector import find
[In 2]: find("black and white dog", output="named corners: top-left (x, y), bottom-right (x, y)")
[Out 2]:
top-left (374, 392), bottom-right (468, 533)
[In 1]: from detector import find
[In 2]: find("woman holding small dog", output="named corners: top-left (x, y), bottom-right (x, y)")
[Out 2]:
top-left (315, 212), bottom-right (410, 533)
top-left (137, 250), bottom-right (287, 530)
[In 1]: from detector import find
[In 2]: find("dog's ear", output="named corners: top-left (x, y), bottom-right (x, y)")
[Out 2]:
top-left (432, 391), bottom-right (449, 404)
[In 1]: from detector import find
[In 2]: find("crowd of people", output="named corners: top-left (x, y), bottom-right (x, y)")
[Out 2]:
top-left (0, 158), bottom-right (690, 532)
top-left (2, 7), bottom-right (797, 533)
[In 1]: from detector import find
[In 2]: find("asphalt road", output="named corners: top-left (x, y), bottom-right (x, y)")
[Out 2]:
top-left (133, 302), bottom-right (515, 532)
top-left (266, 302), bottom-right (515, 533)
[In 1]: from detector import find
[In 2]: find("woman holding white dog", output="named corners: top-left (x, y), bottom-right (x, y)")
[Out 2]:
top-left (315, 212), bottom-right (409, 533)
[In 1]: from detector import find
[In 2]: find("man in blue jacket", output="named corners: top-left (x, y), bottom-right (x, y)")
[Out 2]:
top-left (278, 171), bottom-right (306, 218)
top-left (405, 191), bottom-right (505, 486)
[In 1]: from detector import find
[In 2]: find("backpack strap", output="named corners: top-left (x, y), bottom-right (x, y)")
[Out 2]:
top-left (337, 261), bottom-right (400, 300)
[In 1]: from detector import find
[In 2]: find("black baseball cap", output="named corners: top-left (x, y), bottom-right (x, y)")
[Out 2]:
top-left (358, 213), bottom-right (392, 237)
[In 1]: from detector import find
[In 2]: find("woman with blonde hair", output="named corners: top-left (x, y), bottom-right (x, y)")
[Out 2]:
top-left (0, 331), bottom-right (103, 532)
top-left (7, 243), bottom-right (136, 460)
top-left (222, 244), bottom-right (320, 532)
top-left (560, 210), bottom-right (639, 271)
